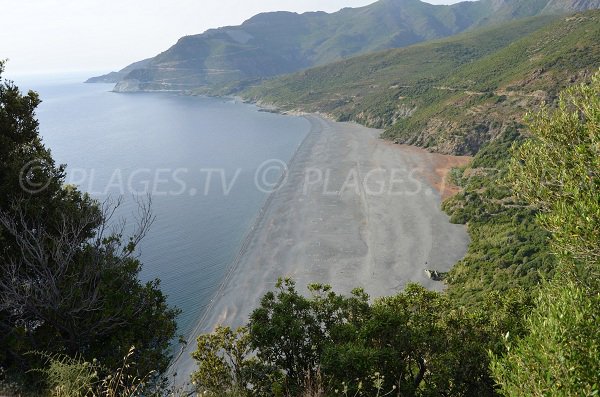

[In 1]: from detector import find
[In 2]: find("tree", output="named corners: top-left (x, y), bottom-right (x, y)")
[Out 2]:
top-left (492, 70), bottom-right (600, 396)
top-left (248, 278), bottom-right (330, 394)
top-left (508, 70), bottom-right (599, 269)
top-left (323, 284), bottom-right (529, 397)
top-left (491, 279), bottom-right (600, 397)
top-left (192, 279), bottom-right (370, 395)
top-left (191, 326), bottom-right (282, 396)
top-left (0, 61), bottom-right (179, 390)
top-left (193, 279), bottom-right (530, 397)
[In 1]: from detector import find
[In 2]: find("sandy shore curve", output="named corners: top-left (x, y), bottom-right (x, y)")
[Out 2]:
top-left (169, 114), bottom-right (471, 388)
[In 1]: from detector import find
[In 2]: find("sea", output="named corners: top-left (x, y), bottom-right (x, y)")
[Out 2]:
top-left (13, 73), bottom-right (310, 339)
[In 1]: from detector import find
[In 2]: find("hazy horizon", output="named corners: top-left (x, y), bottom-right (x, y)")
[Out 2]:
top-left (1, 0), bottom-right (463, 76)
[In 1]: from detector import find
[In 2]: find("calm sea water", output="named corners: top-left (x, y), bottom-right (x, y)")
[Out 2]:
top-left (16, 75), bottom-right (310, 338)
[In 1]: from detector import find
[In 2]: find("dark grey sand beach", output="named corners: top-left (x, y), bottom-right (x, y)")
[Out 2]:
top-left (170, 115), bottom-right (471, 387)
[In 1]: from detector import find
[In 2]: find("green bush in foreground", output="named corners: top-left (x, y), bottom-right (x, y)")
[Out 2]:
top-left (192, 280), bottom-right (531, 396)
top-left (491, 279), bottom-right (600, 397)
top-left (509, 70), bottom-right (599, 269)
top-left (191, 326), bottom-right (282, 396)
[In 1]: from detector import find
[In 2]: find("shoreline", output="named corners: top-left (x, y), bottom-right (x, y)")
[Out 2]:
top-left (168, 114), bottom-right (319, 369)
top-left (169, 113), bottom-right (471, 389)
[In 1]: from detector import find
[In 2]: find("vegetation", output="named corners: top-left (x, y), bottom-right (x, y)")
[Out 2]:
top-left (442, 129), bottom-right (556, 305)
top-left (508, 73), bottom-right (599, 268)
top-left (238, 10), bottom-right (600, 155)
top-left (492, 279), bottom-right (600, 397)
top-left (491, 69), bottom-right (600, 397)
top-left (32, 347), bottom-right (157, 397)
top-left (190, 279), bottom-right (531, 396)
top-left (0, 62), bottom-right (179, 393)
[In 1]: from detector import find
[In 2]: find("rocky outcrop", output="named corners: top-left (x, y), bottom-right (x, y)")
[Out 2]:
top-left (113, 79), bottom-right (142, 93)
top-left (543, 0), bottom-right (600, 12)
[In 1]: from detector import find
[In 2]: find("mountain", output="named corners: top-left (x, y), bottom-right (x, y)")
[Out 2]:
top-left (236, 10), bottom-right (600, 155)
top-left (89, 0), bottom-right (600, 92)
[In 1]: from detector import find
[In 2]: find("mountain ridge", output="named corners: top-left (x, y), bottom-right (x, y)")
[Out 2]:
top-left (234, 10), bottom-right (600, 155)
top-left (88, 0), bottom-right (600, 91)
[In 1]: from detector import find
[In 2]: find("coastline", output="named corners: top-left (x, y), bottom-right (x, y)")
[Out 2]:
top-left (169, 113), bottom-right (471, 389)
top-left (167, 113), bottom-right (319, 372)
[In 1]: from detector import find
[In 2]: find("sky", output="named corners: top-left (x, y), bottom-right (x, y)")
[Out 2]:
top-left (0, 0), bottom-right (462, 76)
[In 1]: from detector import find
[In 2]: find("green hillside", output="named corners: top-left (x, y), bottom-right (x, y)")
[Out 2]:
top-left (442, 130), bottom-right (555, 306)
top-left (89, 0), bottom-right (600, 92)
top-left (238, 10), bottom-right (600, 155)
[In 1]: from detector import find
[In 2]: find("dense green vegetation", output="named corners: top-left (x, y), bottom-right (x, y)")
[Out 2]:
top-left (191, 280), bottom-right (531, 396)
top-left (238, 10), bottom-right (600, 155)
top-left (492, 71), bottom-right (600, 396)
top-left (90, 0), bottom-right (600, 91)
top-left (442, 129), bottom-right (556, 305)
top-left (0, 62), bottom-right (179, 394)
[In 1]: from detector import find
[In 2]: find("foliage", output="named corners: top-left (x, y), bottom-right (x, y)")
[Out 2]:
top-left (31, 346), bottom-right (168, 397)
top-left (249, 279), bottom-right (344, 393)
top-left (323, 284), bottom-right (532, 397)
top-left (333, 372), bottom-right (397, 397)
top-left (442, 129), bottom-right (555, 305)
top-left (492, 71), bottom-right (600, 396)
top-left (0, 365), bottom-right (24, 396)
top-left (192, 327), bottom-right (241, 394)
top-left (0, 61), bottom-right (179, 391)
top-left (41, 353), bottom-right (98, 397)
top-left (193, 279), bottom-right (532, 396)
top-left (191, 326), bottom-right (281, 396)
top-left (508, 70), bottom-right (600, 268)
top-left (491, 279), bottom-right (600, 397)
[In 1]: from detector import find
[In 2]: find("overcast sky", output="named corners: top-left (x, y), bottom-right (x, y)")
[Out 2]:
top-left (1, 0), bottom-right (463, 76)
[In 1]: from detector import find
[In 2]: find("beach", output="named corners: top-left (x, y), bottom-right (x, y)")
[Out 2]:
top-left (170, 114), bottom-right (471, 387)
